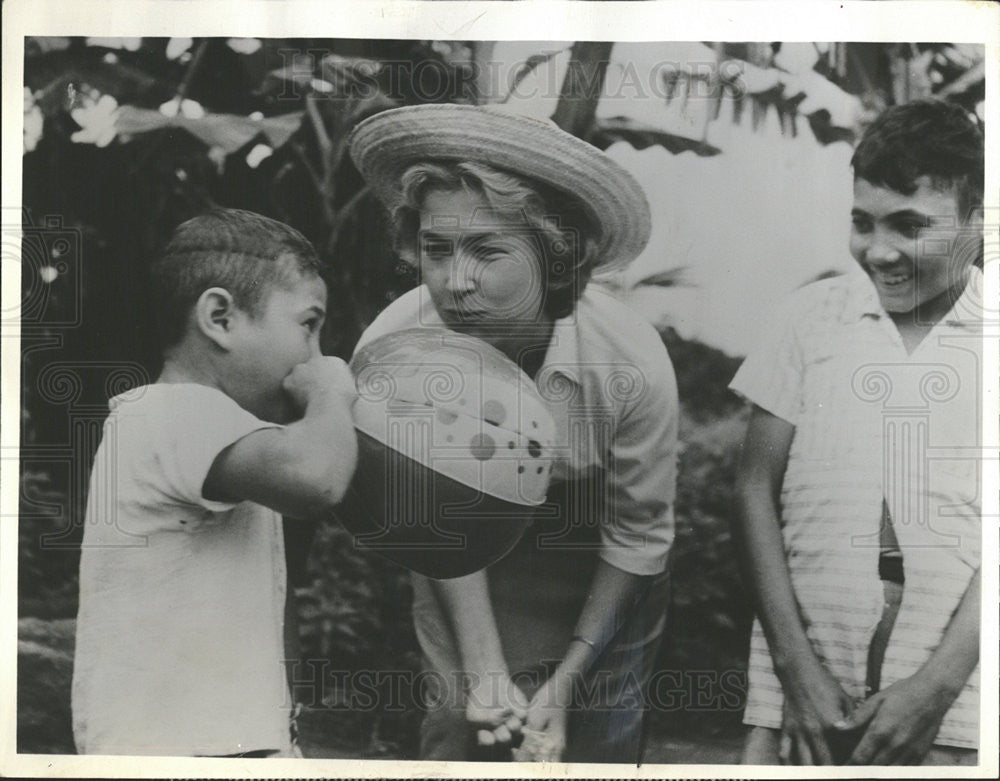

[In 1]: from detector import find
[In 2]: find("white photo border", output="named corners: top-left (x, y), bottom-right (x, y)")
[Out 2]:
top-left (2, 1), bottom-right (997, 778)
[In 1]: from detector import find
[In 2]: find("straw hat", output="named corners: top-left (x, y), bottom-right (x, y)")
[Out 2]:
top-left (347, 103), bottom-right (652, 270)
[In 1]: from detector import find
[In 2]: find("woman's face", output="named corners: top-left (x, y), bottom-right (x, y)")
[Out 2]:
top-left (417, 187), bottom-right (548, 349)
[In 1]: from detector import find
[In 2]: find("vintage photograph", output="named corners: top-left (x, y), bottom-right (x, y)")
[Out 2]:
top-left (5, 2), bottom-right (996, 776)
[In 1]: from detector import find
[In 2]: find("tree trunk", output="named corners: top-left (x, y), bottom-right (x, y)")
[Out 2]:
top-left (552, 41), bottom-right (614, 139)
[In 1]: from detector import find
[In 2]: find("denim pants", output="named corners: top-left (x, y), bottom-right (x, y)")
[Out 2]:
top-left (411, 480), bottom-right (671, 763)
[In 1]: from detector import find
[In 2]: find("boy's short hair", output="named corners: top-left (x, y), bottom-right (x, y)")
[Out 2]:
top-left (392, 161), bottom-right (600, 321)
top-left (851, 98), bottom-right (984, 221)
top-left (151, 209), bottom-right (323, 347)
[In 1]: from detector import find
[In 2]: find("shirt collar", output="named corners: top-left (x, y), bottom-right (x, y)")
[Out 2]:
top-left (538, 308), bottom-right (584, 385)
top-left (944, 266), bottom-right (984, 329)
top-left (843, 269), bottom-right (885, 322)
top-left (843, 266), bottom-right (983, 330)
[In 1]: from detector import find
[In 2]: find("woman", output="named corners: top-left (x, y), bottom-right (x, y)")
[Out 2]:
top-left (348, 104), bottom-right (678, 763)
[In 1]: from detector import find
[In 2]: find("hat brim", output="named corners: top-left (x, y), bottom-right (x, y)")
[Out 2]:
top-left (348, 104), bottom-right (651, 270)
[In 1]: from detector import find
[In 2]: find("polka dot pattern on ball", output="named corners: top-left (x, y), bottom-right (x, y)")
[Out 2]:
top-left (470, 433), bottom-right (496, 461)
top-left (482, 399), bottom-right (507, 427)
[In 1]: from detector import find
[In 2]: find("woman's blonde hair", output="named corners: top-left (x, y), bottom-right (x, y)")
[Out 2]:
top-left (391, 161), bottom-right (600, 320)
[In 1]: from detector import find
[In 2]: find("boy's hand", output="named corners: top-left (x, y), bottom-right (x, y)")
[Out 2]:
top-left (282, 356), bottom-right (356, 414)
top-left (465, 671), bottom-right (528, 748)
top-left (522, 672), bottom-right (572, 761)
top-left (779, 663), bottom-right (855, 765)
top-left (835, 673), bottom-right (954, 765)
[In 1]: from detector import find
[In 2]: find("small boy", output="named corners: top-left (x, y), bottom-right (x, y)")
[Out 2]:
top-left (71, 209), bottom-right (358, 756)
top-left (731, 99), bottom-right (983, 766)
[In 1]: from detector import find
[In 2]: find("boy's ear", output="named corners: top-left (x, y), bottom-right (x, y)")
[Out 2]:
top-left (194, 287), bottom-right (240, 349)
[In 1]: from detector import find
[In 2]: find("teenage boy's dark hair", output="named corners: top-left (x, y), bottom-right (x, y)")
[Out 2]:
top-left (151, 209), bottom-right (323, 348)
top-left (851, 98), bottom-right (984, 222)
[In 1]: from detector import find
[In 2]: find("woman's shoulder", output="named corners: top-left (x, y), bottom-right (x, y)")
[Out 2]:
top-left (575, 284), bottom-right (671, 366)
top-left (565, 286), bottom-right (677, 410)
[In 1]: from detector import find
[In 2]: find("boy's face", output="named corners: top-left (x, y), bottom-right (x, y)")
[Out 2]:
top-left (229, 272), bottom-right (327, 423)
top-left (850, 176), bottom-right (974, 313)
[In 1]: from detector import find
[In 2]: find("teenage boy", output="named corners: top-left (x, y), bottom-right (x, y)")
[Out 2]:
top-left (731, 99), bottom-right (983, 766)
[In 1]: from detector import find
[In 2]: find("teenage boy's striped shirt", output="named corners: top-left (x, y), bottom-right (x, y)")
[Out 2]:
top-left (730, 268), bottom-right (982, 749)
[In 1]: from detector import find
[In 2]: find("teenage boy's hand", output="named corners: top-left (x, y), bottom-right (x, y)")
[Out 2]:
top-left (465, 671), bottom-right (528, 748)
top-left (282, 356), bottom-right (356, 413)
top-left (779, 662), bottom-right (855, 765)
top-left (834, 673), bottom-right (953, 765)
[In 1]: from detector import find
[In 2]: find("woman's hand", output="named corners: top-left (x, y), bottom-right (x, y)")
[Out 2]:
top-left (779, 662), bottom-right (855, 765)
top-left (521, 670), bottom-right (573, 761)
top-left (465, 671), bottom-right (528, 748)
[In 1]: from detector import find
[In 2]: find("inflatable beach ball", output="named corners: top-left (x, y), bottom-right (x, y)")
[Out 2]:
top-left (334, 328), bottom-right (556, 579)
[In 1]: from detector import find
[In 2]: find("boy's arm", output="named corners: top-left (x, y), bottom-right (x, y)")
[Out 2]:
top-left (204, 356), bottom-right (358, 520)
top-left (426, 572), bottom-right (528, 748)
top-left (839, 568), bottom-right (980, 765)
top-left (733, 404), bottom-right (854, 765)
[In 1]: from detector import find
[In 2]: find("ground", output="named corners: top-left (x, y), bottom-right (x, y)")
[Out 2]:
top-left (17, 617), bottom-right (743, 764)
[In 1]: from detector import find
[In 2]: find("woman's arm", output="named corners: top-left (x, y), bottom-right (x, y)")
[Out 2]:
top-left (427, 564), bottom-right (652, 752)
top-left (428, 572), bottom-right (528, 747)
top-left (522, 558), bottom-right (651, 761)
top-left (559, 559), bottom-right (649, 680)
top-left (733, 404), bottom-right (854, 764)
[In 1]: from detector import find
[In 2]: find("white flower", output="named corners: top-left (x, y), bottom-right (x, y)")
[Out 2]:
top-left (166, 38), bottom-right (194, 61)
top-left (24, 88), bottom-right (44, 153)
top-left (70, 93), bottom-right (119, 147)
top-left (159, 98), bottom-right (180, 118)
top-left (179, 99), bottom-right (205, 119)
top-left (246, 143), bottom-right (273, 169)
top-left (159, 97), bottom-right (206, 119)
top-left (227, 38), bottom-right (262, 55)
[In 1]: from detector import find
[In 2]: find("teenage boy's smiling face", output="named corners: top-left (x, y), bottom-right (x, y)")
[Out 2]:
top-left (850, 176), bottom-right (973, 313)
top-left (232, 271), bottom-right (327, 423)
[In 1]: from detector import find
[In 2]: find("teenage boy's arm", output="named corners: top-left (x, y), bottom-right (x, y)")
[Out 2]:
top-left (426, 572), bottom-right (528, 748)
top-left (203, 356), bottom-right (358, 519)
top-left (734, 404), bottom-right (854, 765)
top-left (838, 567), bottom-right (980, 765)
